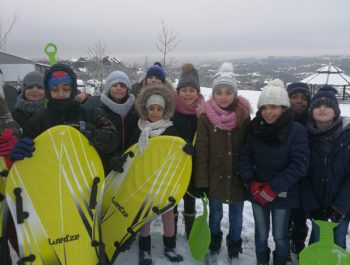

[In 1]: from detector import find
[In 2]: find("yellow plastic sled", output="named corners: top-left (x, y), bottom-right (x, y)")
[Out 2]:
top-left (6, 125), bottom-right (104, 265)
top-left (94, 136), bottom-right (192, 263)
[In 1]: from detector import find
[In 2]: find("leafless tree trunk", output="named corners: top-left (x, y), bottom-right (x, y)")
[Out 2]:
top-left (87, 40), bottom-right (108, 61)
top-left (156, 20), bottom-right (180, 71)
top-left (0, 12), bottom-right (19, 50)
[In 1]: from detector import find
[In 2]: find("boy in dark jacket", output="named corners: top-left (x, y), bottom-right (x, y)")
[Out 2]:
top-left (10, 63), bottom-right (119, 163)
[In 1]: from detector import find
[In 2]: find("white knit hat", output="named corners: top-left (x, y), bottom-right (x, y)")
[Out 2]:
top-left (145, 94), bottom-right (166, 109)
top-left (257, 79), bottom-right (290, 109)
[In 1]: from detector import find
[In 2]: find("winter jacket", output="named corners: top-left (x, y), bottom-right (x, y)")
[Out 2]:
top-left (98, 103), bottom-right (138, 173)
top-left (239, 121), bottom-right (309, 209)
top-left (302, 117), bottom-right (350, 219)
top-left (172, 111), bottom-right (198, 191)
top-left (194, 113), bottom-right (250, 203)
top-left (23, 103), bottom-right (119, 155)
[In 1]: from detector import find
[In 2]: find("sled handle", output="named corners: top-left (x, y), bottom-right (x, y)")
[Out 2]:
top-left (89, 177), bottom-right (100, 209)
top-left (44, 43), bottom-right (58, 65)
top-left (14, 188), bottom-right (29, 224)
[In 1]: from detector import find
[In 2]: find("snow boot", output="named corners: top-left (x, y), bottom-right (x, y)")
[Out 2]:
top-left (256, 248), bottom-right (270, 265)
top-left (183, 211), bottom-right (196, 239)
top-left (163, 235), bottom-right (183, 262)
top-left (273, 251), bottom-right (288, 265)
top-left (226, 236), bottom-right (242, 259)
top-left (139, 235), bottom-right (152, 265)
top-left (205, 231), bottom-right (223, 265)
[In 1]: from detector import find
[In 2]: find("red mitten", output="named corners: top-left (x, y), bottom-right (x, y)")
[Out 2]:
top-left (249, 180), bottom-right (266, 196)
top-left (254, 192), bottom-right (270, 205)
top-left (259, 184), bottom-right (277, 203)
top-left (0, 129), bottom-right (18, 156)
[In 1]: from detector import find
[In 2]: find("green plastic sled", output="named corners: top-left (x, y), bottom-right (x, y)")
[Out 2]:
top-left (299, 220), bottom-right (350, 265)
top-left (188, 194), bottom-right (211, 261)
top-left (44, 43), bottom-right (58, 65)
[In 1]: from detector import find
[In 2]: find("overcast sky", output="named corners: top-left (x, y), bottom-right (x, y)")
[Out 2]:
top-left (1, 0), bottom-right (350, 64)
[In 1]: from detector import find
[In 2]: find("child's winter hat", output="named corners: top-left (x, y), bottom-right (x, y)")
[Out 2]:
top-left (212, 62), bottom-right (238, 94)
top-left (44, 63), bottom-right (78, 97)
top-left (145, 62), bottom-right (166, 83)
top-left (22, 71), bottom-right (44, 90)
top-left (176, 63), bottom-right (200, 92)
top-left (135, 84), bottom-right (175, 120)
top-left (309, 85), bottom-right (340, 119)
top-left (257, 79), bottom-right (290, 109)
top-left (287, 82), bottom-right (311, 102)
top-left (104, 71), bottom-right (131, 94)
top-left (145, 94), bottom-right (166, 109)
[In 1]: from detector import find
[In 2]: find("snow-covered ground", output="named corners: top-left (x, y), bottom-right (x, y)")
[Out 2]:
top-left (114, 88), bottom-right (350, 265)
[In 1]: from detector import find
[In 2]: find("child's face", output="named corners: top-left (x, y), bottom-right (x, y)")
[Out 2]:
top-left (289, 92), bottom-right (308, 114)
top-left (146, 76), bottom-right (162, 86)
top-left (178, 86), bottom-right (199, 105)
top-left (24, 85), bottom-right (45, 101)
top-left (312, 104), bottom-right (335, 125)
top-left (109, 83), bottom-right (128, 101)
top-left (147, 104), bottom-right (164, 122)
top-left (261, 105), bottom-right (284, 124)
top-left (50, 83), bottom-right (72, 99)
top-left (213, 88), bottom-right (235, 109)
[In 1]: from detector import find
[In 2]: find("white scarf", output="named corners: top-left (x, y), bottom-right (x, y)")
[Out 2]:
top-left (137, 118), bottom-right (173, 153)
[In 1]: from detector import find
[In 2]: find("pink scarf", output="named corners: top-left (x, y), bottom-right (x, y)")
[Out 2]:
top-left (175, 93), bottom-right (205, 116)
top-left (204, 96), bottom-right (252, 131)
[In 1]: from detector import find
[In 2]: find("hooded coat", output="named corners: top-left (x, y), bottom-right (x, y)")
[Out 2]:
top-left (302, 117), bottom-right (350, 219)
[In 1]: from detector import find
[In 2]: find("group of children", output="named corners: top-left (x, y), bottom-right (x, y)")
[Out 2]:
top-left (0, 60), bottom-right (349, 265)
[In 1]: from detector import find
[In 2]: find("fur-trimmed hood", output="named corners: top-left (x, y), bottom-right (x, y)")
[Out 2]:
top-left (135, 84), bottom-right (175, 120)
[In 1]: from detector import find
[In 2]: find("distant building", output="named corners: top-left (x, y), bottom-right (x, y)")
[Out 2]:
top-left (0, 51), bottom-right (50, 82)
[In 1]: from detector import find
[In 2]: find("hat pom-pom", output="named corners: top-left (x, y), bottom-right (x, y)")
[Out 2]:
top-left (153, 62), bottom-right (163, 67)
top-left (319, 85), bottom-right (338, 94)
top-left (268, 79), bottom-right (285, 88)
top-left (218, 62), bottom-right (234, 73)
top-left (181, 63), bottom-right (196, 74)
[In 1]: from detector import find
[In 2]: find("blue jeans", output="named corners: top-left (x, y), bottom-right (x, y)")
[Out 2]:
top-left (208, 199), bottom-right (243, 241)
top-left (252, 203), bottom-right (291, 257)
top-left (309, 219), bottom-right (349, 249)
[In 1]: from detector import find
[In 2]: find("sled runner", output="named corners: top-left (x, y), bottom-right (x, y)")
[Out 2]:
top-left (94, 135), bottom-right (192, 263)
top-left (5, 125), bottom-right (104, 265)
top-left (299, 220), bottom-right (350, 265)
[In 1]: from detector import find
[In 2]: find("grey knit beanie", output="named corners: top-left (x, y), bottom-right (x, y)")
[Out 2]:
top-left (212, 62), bottom-right (238, 94)
top-left (177, 63), bottom-right (200, 91)
top-left (104, 71), bottom-right (132, 94)
top-left (22, 71), bottom-right (44, 90)
top-left (257, 79), bottom-right (290, 109)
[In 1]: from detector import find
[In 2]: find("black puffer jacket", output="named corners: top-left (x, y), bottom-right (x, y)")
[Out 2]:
top-left (23, 103), bottom-right (120, 155)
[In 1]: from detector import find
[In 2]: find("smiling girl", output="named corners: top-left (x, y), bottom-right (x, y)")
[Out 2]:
top-left (130, 84), bottom-right (183, 265)
top-left (194, 63), bottom-right (251, 264)
top-left (172, 63), bottom-right (204, 239)
top-left (239, 80), bottom-right (309, 265)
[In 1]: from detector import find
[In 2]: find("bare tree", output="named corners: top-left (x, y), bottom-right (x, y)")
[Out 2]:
top-left (156, 20), bottom-right (180, 70)
top-left (87, 40), bottom-right (108, 61)
top-left (0, 12), bottom-right (19, 50)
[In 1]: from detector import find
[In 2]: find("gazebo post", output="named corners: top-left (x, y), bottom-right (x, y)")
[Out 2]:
top-left (343, 85), bottom-right (346, 101)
